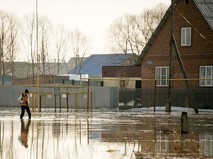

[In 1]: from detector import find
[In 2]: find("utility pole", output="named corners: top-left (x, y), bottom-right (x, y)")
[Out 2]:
top-left (166, 0), bottom-right (198, 113)
top-left (36, 0), bottom-right (40, 112)
top-left (166, 0), bottom-right (174, 112)
top-left (0, 38), bottom-right (2, 76)
top-left (0, 38), bottom-right (2, 86)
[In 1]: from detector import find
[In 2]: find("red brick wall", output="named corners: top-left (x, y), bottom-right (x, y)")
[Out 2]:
top-left (141, 0), bottom-right (213, 89)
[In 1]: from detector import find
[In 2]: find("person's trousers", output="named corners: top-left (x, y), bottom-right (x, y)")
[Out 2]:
top-left (20, 106), bottom-right (31, 119)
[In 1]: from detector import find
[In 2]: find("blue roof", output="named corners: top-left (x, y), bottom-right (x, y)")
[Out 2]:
top-left (69, 54), bottom-right (134, 75)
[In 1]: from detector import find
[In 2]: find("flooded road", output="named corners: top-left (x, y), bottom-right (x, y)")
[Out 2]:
top-left (0, 108), bottom-right (213, 159)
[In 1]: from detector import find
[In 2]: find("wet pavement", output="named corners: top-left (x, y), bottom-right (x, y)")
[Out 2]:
top-left (0, 108), bottom-right (213, 159)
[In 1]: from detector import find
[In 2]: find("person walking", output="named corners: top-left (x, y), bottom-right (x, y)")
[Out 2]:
top-left (18, 89), bottom-right (31, 119)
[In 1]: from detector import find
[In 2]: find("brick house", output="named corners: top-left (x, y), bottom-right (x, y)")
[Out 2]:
top-left (136, 0), bottom-right (213, 108)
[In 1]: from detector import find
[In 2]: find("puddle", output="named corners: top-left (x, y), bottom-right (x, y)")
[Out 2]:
top-left (0, 108), bottom-right (212, 159)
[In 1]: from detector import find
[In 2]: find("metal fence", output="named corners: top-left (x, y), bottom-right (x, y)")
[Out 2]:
top-left (0, 85), bottom-right (119, 111)
top-left (0, 84), bottom-right (212, 111)
top-left (118, 88), bottom-right (213, 109)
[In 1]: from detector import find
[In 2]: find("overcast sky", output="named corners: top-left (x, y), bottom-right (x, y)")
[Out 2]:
top-left (0, 0), bottom-right (170, 59)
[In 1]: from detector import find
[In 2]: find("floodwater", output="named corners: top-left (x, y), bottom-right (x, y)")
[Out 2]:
top-left (0, 108), bottom-right (213, 159)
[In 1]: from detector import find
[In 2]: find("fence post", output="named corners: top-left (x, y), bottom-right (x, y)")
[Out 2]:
top-left (165, 100), bottom-right (171, 112)
top-left (54, 94), bottom-right (57, 113)
top-left (181, 112), bottom-right (188, 133)
top-left (32, 93), bottom-right (36, 112)
top-left (59, 94), bottom-right (61, 113)
top-left (66, 93), bottom-right (69, 112)
top-left (75, 94), bottom-right (78, 112)
top-left (39, 94), bottom-right (42, 112)
top-left (87, 79), bottom-right (90, 112)
top-left (154, 80), bottom-right (156, 113)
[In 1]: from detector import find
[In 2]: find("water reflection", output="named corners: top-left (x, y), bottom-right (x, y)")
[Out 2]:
top-left (18, 120), bottom-right (31, 148)
top-left (0, 112), bottom-right (212, 159)
top-left (199, 132), bottom-right (213, 157)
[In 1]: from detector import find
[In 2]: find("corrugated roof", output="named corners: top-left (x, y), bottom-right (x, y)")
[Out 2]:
top-left (69, 54), bottom-right (134, 76)
top-left (194, 0), bottom-right (213, 30)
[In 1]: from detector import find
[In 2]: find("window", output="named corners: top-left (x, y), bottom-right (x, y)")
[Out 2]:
top-left (156, 132), bottom-right (170, 153)
top-left (200, 66), bottom-right (213, 86)
top-left (181, 27), bottom-right (191, 46)
top-left (155, 66), bottom-right (169, 86)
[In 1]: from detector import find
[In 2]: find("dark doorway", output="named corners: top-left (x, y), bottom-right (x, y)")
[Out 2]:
top-left (135, 80), bottom-right (141, 88)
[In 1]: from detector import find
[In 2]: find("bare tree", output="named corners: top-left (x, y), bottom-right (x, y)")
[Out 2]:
top-left (53, 24), bottom-right (71, 74)
top-left (70, 29), bottom-right (90, 74)
top-left (108, 14), bottom-right (142, 64)
top-left (0, 11), bottom-right (20, 85)
top-left (115, 68), bottom-right (130, 89)
top-left (136, 3), bottom-right (167, 43)
top-left (107, 3), bottom-right (167, 63)
top-left (22, 13), bottom-right (37, 83)
top-left (39, 16), bottom-right (52, 80)
top-left (6, 13), bottom-right (20, 85)
top-left (0, 11), bottom-right (9, 85)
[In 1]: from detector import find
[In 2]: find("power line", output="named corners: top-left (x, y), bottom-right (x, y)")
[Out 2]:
top-left (175, 7), bottom-right (213, 44)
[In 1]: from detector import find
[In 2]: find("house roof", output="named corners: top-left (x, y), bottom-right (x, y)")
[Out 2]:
top-left (3, 57), bottom-right (84, 79)
top-left (11, 62), bottom-right (70, 78)
top-left (68, 54), bottom-right (134, 76)
top-left (135, 0), bottom-right (213, 65)
top-left (194, 0), bottom-right (213, 30)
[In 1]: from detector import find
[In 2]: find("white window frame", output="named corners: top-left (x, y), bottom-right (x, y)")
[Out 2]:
top-left (200, 66), bottom-right (213, 87)
top-left (181, 27), bottom-right (191, 46)
top-left (155, 66), bottom-right (169, 87)
top-left (156, 131), bottom-right (170, 153)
